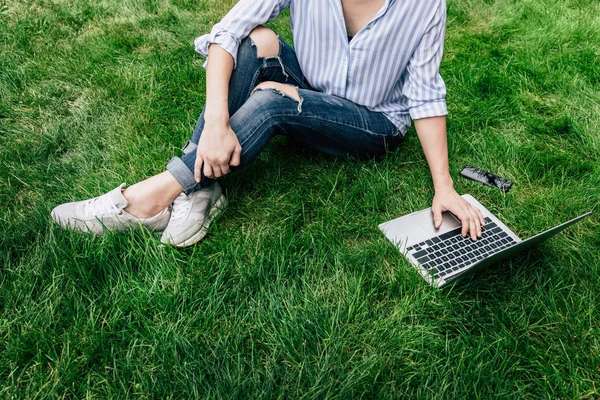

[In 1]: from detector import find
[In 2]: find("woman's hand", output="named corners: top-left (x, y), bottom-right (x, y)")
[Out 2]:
top-left (195, 120), bottom-right (242, 181)
top-left (432, 185), bottom-right (485, 240)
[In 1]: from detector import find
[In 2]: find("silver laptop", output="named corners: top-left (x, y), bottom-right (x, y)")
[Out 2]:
top-left (379, 194), bottom-right (591, 288)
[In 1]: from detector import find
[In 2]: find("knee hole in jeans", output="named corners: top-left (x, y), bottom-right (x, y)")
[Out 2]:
top-left (249, 26), bottom-right (280, 58)
top-left (251, 81), bottom-right (303, 113)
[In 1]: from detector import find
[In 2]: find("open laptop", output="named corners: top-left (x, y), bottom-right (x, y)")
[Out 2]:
top-left (379, 194), bottom-right (591, 288)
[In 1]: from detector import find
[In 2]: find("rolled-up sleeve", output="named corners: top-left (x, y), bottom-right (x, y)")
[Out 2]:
top-left (403, 0), bottom-right (448, 120)
top-left (194, 0), bottom-right (291, 69)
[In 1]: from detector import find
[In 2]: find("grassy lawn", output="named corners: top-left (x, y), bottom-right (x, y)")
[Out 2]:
top-left (1, 0), bottom-right (599, 397)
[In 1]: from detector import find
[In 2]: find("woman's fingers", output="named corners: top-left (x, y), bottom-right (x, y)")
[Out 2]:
top-left (465, 206), bottom-right (482, 240)
top-left (219, 161), bottom-right (231, 176)
top-left (432, 204), bottom-right (443, 229)
top-left (472, 206), bottom-right (484, 236)
top-left (468, 209), bottom-right (480, 240)
top-left (458, 209), bottom-right (469, 238)
top-left (434, 191), bottom-right (485, 241)
top-left (457, 206), bottom-right (480, 240)
top-left (194, 155), bottom-right (203, 182)
top-left (200, 155), bottom-right (235, 179)
top-left (469, 205), bottom-right (483, 236)
top-left (213, 164), bottom-right (224, 178)
top-left (476, 206), bottom-right (485, 226)
top-left (203, 162), bottom-right (214, 179)
top-left (230, 144), bottom-right (242, 167)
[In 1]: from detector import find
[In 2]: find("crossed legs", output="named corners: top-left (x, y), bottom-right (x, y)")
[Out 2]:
top-left (51, 27), bottom-right (402, 244)
top-left (122, 27), bottom-right (284, 219)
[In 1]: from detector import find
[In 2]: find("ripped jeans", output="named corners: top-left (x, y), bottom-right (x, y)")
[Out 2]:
top-left (166, 35), bottom-right (404, 194)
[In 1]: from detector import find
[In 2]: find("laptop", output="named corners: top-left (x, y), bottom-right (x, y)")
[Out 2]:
top-left (379, 194), bottom-right (591, 288)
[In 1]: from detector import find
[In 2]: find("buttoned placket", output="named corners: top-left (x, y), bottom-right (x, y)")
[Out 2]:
top-left (329, 0), bottom-right (394, 97)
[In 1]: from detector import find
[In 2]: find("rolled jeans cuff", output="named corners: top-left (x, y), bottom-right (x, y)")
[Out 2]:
top-left (166, 156), bottom-right (199, 194)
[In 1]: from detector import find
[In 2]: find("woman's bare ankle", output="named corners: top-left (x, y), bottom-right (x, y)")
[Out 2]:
top-left (122, 172), bottom-right (184, 218)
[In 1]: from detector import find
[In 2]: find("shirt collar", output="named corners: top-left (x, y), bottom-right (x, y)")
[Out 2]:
top-left (328, 0), bottom-right (395, 37)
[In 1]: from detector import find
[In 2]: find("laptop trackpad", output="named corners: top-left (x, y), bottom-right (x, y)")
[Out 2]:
top-left (413, 210), bottom-right (461, 238)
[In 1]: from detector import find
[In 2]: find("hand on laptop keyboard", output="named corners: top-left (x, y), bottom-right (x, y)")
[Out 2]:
top-left (431, 187), bottom-right (485, 240)
top-left (407, 217), bottom-right (518, 280)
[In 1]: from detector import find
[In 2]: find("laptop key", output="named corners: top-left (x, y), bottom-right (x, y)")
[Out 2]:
top-left (439, 227), bottom-right (463, 240)
top-left (417, 256), bottom-right (430, 264)
top-left (413, 249), bottom-right (427, 258)
top-left (431, 237), bottom-right (441, 244)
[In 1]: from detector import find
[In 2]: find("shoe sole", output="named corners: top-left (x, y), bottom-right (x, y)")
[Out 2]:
top-left (170, 194), bottom-right (228, 248)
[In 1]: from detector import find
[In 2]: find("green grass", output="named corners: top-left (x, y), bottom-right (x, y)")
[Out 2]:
top-left (1, 0), bottom-right (599, 397)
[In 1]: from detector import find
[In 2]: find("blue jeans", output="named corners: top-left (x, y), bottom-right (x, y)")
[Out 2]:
top-left (167, 35), bottom-right (403, 193)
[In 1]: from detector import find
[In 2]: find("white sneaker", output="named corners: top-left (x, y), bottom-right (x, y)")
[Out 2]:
top-left (161, 182), bottom-right (227, 248)
top-left (51, 183), bottom-right (171, 235)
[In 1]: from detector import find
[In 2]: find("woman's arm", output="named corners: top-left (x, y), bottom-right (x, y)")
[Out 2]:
top-left (192, 0), bottom-right (291, 179)
top-left (414, 116), bottom-right (484, 240)
top-left (400, 2), bottom-right (482, 239)
top-left (194, 44), bottom-right (241, 180)
top-left (194, 0), bottom-right (290, 68)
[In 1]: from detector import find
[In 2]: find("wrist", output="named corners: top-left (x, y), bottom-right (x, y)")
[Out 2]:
top-left (434, 176), bottom-right (454, 192)
top-left (204, 111), bottom-right (230, 126)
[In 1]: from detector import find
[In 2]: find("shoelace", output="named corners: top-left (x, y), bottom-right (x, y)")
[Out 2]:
top-left (170, 193), bottom-right (192, 223)
top-left (82, 193), bottom-right (122, 217)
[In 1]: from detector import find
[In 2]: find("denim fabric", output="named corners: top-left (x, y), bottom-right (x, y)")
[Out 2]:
top-left (167, 36), bottom-right (403, 194)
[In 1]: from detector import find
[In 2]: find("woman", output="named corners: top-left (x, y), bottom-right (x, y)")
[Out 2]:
top-left (51, 0), bottom-right (485, 247)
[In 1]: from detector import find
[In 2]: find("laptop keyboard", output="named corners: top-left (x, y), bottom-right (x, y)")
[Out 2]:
top-left (406, 217), bottom-right (517, 280)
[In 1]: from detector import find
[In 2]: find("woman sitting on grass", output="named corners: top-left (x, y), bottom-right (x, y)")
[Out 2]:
top-left (51, 0), bottom-right (485, 247)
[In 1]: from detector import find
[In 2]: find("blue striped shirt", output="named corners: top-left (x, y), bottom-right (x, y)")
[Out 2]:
top-left (194, 0), bottom-right (448, 134)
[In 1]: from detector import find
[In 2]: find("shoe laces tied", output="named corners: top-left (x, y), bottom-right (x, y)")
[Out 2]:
top-left (170, 194), bottom-right (192, 223)
top-left (82, 193), bottom-right (123, 217)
